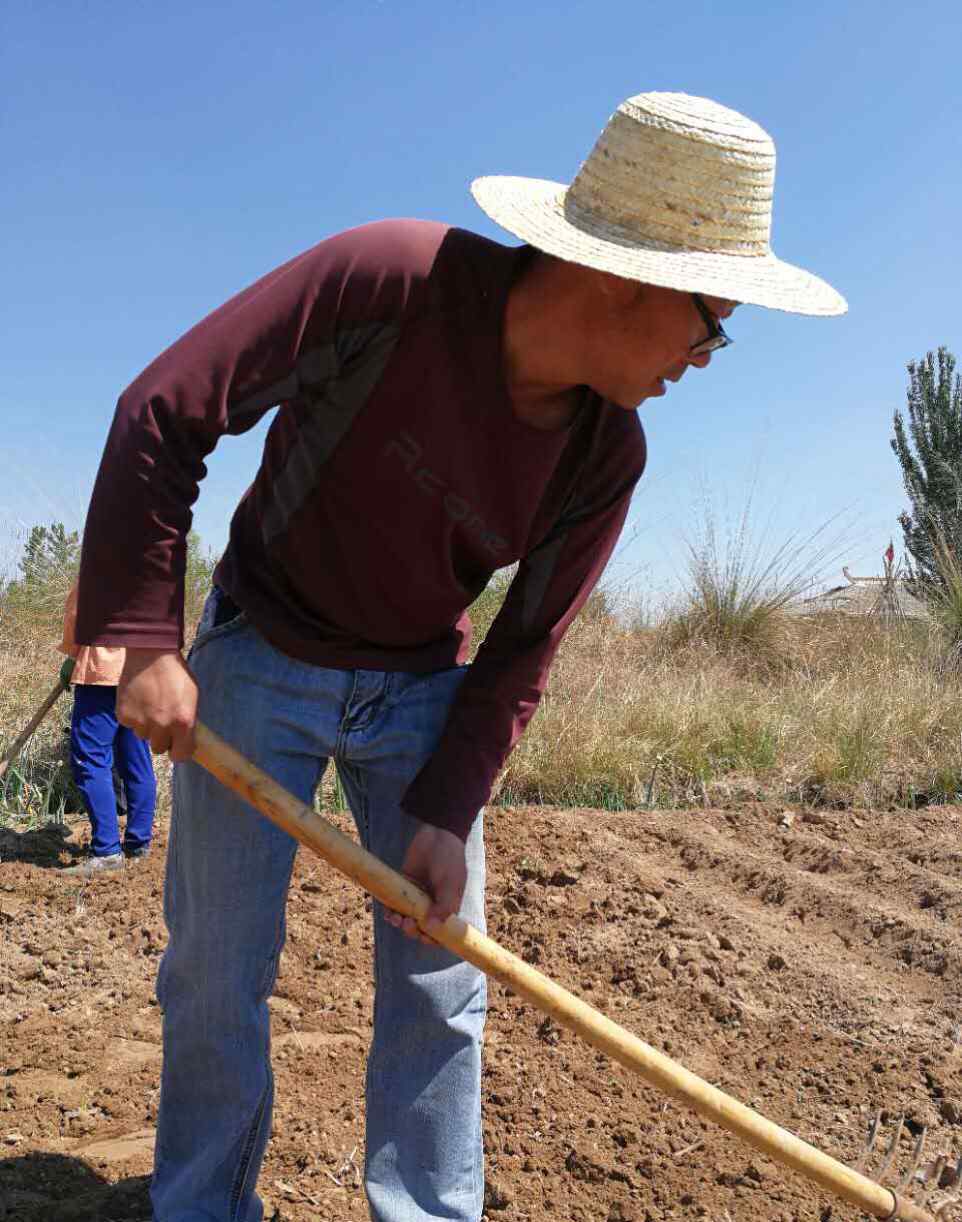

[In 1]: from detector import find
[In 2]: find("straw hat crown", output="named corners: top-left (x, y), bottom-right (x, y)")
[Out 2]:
top-left (471, 91), bottom-right (846, 316)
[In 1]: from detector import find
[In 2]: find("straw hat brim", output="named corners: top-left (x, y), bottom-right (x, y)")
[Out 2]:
top-left (472, 176), bottom-right (847, 317)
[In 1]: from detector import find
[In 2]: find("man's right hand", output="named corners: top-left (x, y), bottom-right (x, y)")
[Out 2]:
top-left (117, 649), bottom-right (199, 761)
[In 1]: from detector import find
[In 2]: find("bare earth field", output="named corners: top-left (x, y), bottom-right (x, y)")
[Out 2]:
top-left (2, 800), bottom-right (962, 1222)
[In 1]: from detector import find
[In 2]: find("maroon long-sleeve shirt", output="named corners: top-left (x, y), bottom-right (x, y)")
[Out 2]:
top-left (78, 220), bottom-right (646, 839)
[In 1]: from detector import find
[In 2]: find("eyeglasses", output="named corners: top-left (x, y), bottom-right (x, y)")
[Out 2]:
top-left (690, 293), bottom-right (733, 356)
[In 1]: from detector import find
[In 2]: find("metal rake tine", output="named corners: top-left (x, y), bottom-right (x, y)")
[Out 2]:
top-left (898, 1126), bottom-right (928, 1191)
top-left (919, 1151), bottom-right (961, 1190)
top-left (857, 1107), bottom-right (884, 1172)
top-left (925, 1152), bottom-right (962, 1220)
top-left (877, 1114), bottom-right (906, 1182)
top-left (924, 1154), bottom-right (948, 1189)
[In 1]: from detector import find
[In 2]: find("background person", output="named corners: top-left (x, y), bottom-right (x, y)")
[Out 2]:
top-left (60, 580), bottom-right (156, 875)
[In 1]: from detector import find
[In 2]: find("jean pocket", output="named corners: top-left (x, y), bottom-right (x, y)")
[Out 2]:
top-left (187, 589), bottom-right (249, 660)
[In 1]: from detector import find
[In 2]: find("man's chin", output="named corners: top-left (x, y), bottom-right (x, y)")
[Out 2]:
top-left (598, 377), bottom-right (667, 409)
top-left (622, 379), bottom-right (667, 409)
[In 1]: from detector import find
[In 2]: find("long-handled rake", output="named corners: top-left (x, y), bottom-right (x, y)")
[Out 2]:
top-left (192, 721), bottom-right (959, 1222)
top-left (0, 659), bottom-right (74, 783)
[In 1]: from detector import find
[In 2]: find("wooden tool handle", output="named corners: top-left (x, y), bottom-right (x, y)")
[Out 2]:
top-left (0, 676), bottom-right (70, 782)
top-left (192, 720), bottom-right (931, 1222)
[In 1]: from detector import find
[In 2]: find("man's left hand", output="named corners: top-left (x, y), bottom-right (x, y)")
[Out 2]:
top-left (385, 823), bottom-right (466, 945)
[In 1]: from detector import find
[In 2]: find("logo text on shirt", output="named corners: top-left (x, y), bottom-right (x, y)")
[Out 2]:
top-left (383, 432), bottom-right (508, 557)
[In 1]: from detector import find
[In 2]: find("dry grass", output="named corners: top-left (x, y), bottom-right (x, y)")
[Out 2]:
top-left (499, 609), bottom-right (962, 811)
top-left (3, 580), bottom-right (962, 827)
top-left (0, 601), bottom-right (80, 827)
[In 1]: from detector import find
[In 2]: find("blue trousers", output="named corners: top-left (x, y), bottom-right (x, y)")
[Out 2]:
top-left (70, 683), bottom-right (157, 857)
top-left (151, 588), bottom-right (486, 1222)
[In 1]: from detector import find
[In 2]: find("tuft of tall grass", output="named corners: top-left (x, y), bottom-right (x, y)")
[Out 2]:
top-left (662, 491), bottom-right (847, 669)
top-left (0, 690), bottom-right (76, 828)
top-left (0, 746), bottom-right (74, 828)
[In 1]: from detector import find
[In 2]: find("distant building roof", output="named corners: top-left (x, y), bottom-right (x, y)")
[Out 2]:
top-left (791, 567), bottom-right (930, 620)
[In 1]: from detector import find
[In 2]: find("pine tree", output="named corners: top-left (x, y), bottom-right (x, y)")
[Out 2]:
top-left (1, 522), bottom-right (217, 628)
top-left (891, 347), bottom-right (962, 589)
top-left (17, 523), bottom-right (81, 590)
top-left (1, 522), bottom-right (81, 620)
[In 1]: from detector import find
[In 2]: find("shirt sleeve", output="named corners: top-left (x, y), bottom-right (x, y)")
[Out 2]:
top-left (76, 221), bottom-right (437, 648)
top-left (400, 419), bottom-right (646, 840)
top-left (59, 581), bottom-right (79, 659)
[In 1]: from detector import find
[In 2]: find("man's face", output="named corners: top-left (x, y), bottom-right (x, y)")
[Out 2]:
top-left (581, 275), bottom-right (736, 409)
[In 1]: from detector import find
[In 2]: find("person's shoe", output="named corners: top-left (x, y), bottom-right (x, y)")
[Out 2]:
top-left (125, 844), bottom-right (151, 862)
top-left (60, 852), bottom-right (125, 877)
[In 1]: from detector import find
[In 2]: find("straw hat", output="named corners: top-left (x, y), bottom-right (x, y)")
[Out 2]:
top-left (471, 91), bottom-right (846, 316)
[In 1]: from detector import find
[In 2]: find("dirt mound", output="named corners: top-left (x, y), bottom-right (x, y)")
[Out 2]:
top-left (2, 802), bottom-right (961, 1221)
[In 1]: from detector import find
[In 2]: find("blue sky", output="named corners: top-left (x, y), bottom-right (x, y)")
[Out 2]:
top-left (2, 0), bottom-right (960, 606)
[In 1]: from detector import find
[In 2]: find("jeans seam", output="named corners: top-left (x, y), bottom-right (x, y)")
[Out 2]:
top-left (336, 671), bottom-right (362, 751)
top-left (353, 765), bottom-right (369, 844)
top-left (334, 712), bottom-right (350, 763)
top-left (364, 781), bottom-right (384, 1179)
top-left (229, 1068), bottom-right (271, 1221)
top-left (345, 768), bottom-right (380, 1134)
top-left (229, 850), bottom-right (287, 1219)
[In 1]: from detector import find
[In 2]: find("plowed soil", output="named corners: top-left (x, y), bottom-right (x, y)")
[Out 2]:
top-left (2, 800), bottom-right (962, 1222)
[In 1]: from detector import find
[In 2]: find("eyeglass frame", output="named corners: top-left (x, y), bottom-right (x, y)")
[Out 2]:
top-left (689, 293), bottom-right (733, 356)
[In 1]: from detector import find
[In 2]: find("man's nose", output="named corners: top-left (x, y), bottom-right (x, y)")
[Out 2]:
top-left (706, 298), bottom-right (738, 319)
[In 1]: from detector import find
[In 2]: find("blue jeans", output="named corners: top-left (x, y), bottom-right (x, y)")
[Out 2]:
top-left (70, 683), bottom-right (156, 857)
top-left (151, 590), bottom-right (487, 1222)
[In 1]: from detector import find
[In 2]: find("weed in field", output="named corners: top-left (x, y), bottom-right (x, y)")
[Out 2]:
top-left (662, 490), bottom-right (847, 670)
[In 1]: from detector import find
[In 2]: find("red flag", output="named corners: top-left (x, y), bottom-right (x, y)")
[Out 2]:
top-left (884, 540), bottom-right (895, 567)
